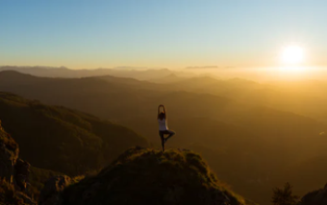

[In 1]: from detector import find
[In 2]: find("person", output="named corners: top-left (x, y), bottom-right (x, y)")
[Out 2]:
top-left (158, 105), bottom-right (175, 151)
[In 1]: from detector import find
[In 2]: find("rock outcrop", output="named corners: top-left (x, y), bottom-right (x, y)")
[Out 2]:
top-left (0, 178), bottom-right (36, 205)
top-left (0, 120), bottom-right (35, 204)
top-left (39, 147), bottom-right (251, 205)
top-left (0, 120), bottom-right (19, 183)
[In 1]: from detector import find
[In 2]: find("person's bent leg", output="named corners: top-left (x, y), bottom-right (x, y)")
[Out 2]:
top-left (165, 130), bottom-right (175, 142)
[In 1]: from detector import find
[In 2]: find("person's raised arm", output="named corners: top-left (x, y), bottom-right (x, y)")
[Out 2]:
top-left (158, 105), bottom-right (164, 119)
top-left (161, 105), bottom-right (167, 119)
top-left (158, 105), bottom-right (163, 115)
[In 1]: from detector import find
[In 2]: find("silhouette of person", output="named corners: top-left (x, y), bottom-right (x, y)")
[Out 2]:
top-left (158, 105), bottom-right (175, 151)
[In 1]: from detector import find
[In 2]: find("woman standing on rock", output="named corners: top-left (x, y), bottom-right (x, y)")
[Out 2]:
top-left (158, 105), bottom-right (175, 151)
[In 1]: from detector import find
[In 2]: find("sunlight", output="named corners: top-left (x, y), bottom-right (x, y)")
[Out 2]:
top-left (281, 45), bottom-right (305, 65)
top-left (278, 44), bottom-right (307, 75)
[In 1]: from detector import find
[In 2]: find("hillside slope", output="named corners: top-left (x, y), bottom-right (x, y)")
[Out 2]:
top-left (0, 92), bottom-right (148, 175)
top-left (299, 184), bottom-right (327, 205)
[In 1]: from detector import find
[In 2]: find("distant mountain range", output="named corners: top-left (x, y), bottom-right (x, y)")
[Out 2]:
top-left (3, 66), bottom-right (327, 123)
top-left (0, 66), bottom-right (195, 80)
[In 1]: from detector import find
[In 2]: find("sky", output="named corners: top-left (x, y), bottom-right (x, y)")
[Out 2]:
top-left (1, 0), bottom-right (327, 69)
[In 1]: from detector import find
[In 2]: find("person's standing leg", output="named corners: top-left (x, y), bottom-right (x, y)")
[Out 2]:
top-left (159, 131), bottom-right (165, 151)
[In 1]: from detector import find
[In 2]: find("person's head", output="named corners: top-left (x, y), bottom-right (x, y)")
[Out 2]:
top-left (158, 112), bottom-right (166, 120)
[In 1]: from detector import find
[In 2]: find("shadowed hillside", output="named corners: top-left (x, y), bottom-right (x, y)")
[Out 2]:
top-left (0, 92), bottom-right (148, 175)
top-left (1, 120), bottom-right (71, 202)
top-left (299, 184), bottom-right (327, 205)
top-left (40, 147), bottom-right (257, 205)
top-left (279, 156), bottom-right (327, 197)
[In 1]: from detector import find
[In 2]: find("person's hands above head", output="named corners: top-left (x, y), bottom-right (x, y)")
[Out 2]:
top-left (158, 104), bottom-right (166, 115)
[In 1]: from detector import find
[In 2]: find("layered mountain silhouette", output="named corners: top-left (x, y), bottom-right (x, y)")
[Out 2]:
top-left (0, 66), bottom-right (188, 80)
top-left (2, 70), bottom-right (327, 204)
top-left (1, 67), bottom-right (327, 124)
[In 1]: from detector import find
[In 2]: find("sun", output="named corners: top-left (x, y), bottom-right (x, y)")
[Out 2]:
top-left (281, 45), bottom-right (305, 65)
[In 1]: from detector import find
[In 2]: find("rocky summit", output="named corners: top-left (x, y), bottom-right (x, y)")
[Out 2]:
top-left (40, 147), bottom-right (254, 205)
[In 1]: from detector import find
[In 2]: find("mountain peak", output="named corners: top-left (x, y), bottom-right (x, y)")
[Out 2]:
top-left (46, 147), bottom-right (250, 205)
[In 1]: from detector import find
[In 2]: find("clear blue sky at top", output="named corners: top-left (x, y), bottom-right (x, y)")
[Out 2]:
top-left (1, 0), bottom-right (327, 68)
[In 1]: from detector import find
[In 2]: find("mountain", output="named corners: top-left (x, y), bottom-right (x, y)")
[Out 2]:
top-left (1, 71), bottom-right (327, 204)
top-left (2, 67), bottom-right (327, 122)
top-left (169, 76), bottom-right (327, 123)
top-left (0, 92), bottom-right (148, 175)
top-left (148, 73), bottom-right (187, 83)
top-left (39, 147), bottom-right (257, 205)
top-left (0, 71), bottom-right (238, 121)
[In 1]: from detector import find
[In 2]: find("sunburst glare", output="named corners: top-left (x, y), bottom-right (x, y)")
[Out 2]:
top-left (281, 45), bottom-right (305, 65)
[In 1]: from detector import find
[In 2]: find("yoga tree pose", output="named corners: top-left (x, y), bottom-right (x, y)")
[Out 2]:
top-left (157, 105), bottom-right (175, 151)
